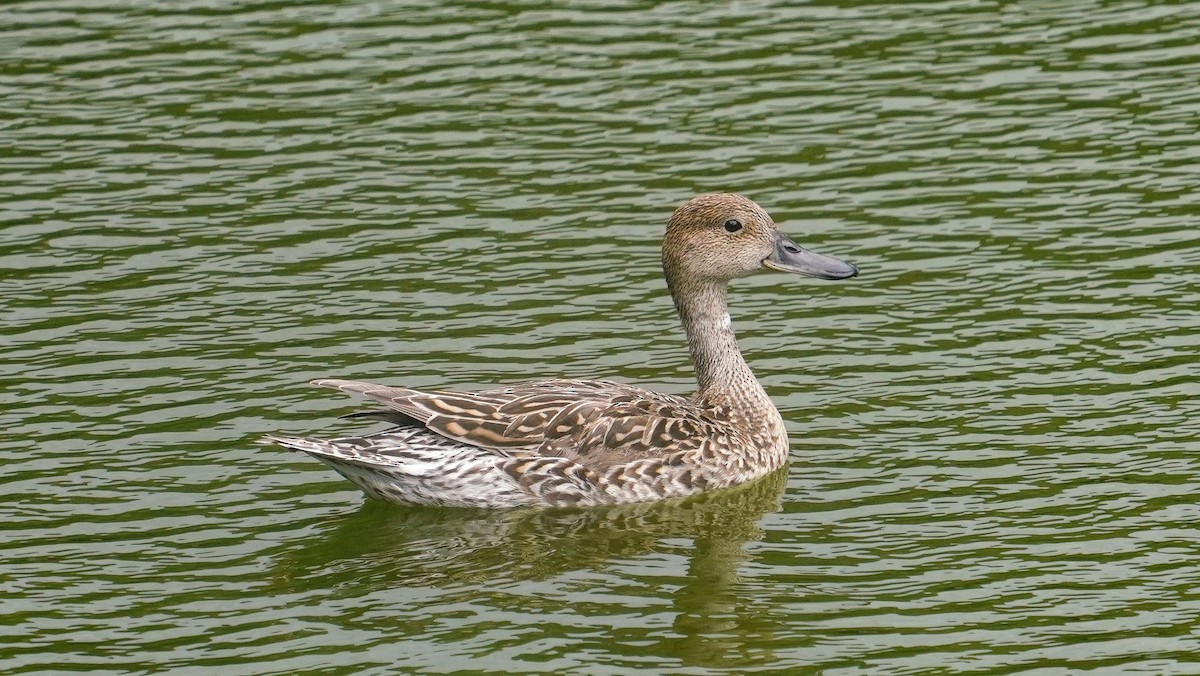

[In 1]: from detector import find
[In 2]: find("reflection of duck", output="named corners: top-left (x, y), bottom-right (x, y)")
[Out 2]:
top-left (266, 194), bottom-right (857, 507)
top-left (270, 467), bottom-right (787, 590)
top-left (266, 468), bottom-right (789, 671)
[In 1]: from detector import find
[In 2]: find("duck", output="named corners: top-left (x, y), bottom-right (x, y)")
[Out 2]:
top-left (264, 193), bottom-right (858, 508)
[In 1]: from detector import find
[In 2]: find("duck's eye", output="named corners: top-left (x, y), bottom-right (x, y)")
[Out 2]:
top-left (724, 219), bottom-right (743, 233)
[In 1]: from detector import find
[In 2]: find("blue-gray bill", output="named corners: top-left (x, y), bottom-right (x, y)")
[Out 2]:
top-left (762, 232), bottom-right (859, 280)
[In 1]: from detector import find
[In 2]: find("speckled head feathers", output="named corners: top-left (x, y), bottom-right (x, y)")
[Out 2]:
top-left (663, 193), bottom-right (858, 285)
top-left (662, 193), bottom-right (782, 284)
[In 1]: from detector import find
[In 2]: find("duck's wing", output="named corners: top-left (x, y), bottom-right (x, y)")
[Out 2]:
top-left (312, 378), bottom-right (726, 470)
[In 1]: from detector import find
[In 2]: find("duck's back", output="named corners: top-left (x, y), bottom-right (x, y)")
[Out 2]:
top-left (312, 378), bottom-right (733, 472)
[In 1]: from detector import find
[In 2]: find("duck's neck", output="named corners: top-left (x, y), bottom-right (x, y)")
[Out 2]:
top-left (667, 273), bottom-right (769, 403)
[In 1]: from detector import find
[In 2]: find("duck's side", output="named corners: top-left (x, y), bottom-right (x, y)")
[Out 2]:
top-left (265, 193), bottom-right (857, 508)
top-left (264, 376), bottom-right (754, 507)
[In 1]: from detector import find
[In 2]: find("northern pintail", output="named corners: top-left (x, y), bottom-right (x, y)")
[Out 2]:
top-left (265, 194), bottom-right (857, 507)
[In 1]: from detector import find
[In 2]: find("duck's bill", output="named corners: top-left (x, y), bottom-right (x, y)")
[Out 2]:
top-left (763, 233), bottom-right (858, 280)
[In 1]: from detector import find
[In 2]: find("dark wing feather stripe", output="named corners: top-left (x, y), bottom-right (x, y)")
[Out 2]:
top-left (419, 394), bottom-right (504, 419)
top-left (543, 400), bottom-right (604, 439)
top-left (427, 416), bottom-right (533, 448)
top-left (497, 392), bottom-right (582, 415)
top-left (502, 414), bottom-right (555, 439)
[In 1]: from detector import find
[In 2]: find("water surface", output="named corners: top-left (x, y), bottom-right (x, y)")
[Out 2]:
top-left (3, 1), bottom-right (1200, 673)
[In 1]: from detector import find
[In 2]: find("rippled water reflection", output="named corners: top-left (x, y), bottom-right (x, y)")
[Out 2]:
top-left (4, 0), bottom-right (1200, 672)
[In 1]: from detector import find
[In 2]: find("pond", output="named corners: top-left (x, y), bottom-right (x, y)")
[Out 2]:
top-left (3, 1), bottom-right (1199, 672)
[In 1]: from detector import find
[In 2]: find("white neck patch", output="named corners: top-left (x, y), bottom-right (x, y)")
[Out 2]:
top-left (722, 312), bottom-right (732, 331)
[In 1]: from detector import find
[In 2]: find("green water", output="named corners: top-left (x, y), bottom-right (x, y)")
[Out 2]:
top-left (3, 1), bottom-right (1199, 673)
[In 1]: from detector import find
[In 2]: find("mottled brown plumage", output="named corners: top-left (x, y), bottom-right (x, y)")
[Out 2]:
top-left (265, 193), bottom-right (858, 507)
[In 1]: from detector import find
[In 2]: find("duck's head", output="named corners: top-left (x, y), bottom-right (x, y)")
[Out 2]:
top-left (662, 193), bottom-right (858, 286)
